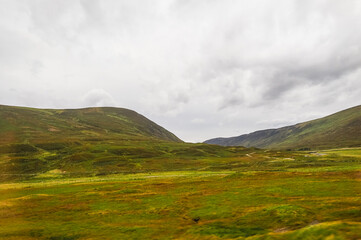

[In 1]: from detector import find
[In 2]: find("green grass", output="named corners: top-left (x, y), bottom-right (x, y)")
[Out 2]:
top-left (2, 104), bottom-right (360, 183)
top-left (1, 105), bottom-right (262, 182)
top-left (0, 148), bottom-right (360, 239)
top-left (1, 105), bottom-right (361, 239)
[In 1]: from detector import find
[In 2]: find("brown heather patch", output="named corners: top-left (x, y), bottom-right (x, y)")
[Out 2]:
top-left (47, 127), bottom-right (59, 132)
top-left (0, 200), bottom-right (14, 208)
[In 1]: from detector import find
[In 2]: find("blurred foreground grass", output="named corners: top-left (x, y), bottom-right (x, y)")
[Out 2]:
top-left (0, 148), bottom-right (361, 239)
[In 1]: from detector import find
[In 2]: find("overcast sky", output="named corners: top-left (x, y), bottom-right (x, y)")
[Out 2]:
top-left (1, 0), bottom-right (361, 142)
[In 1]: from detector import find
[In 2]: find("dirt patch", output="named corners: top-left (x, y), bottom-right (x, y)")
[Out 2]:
top-left (354, 171), bottom-right (361, 179)
top-left (274, 227), bottom-right (289, 233)
top-left (0, 201), bottom-right (14, 208)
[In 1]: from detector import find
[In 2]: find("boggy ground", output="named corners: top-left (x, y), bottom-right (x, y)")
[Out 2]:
top-left (0, 148), bottom-right (361, 239)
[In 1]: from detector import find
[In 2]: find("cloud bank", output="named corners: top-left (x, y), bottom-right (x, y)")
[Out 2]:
top-left (1, 0), bottom-right (361, 141)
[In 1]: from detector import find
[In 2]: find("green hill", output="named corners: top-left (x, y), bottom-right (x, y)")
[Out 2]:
top-left (0, 105), bottom-right (181, 144)
top-left (0, 105), bottom-right (183, 180)
top-left (0, 105), bottom-right (253, 182)
top-left (2, 105), bottom-right (361, 239)
top-left (205, 105), bottom-right (361, 150)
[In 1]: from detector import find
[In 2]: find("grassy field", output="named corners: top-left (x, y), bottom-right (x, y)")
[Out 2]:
top-left (1, 148), bottom-right (360, 239)
top-left (0, 105), bottom-right (288, 183)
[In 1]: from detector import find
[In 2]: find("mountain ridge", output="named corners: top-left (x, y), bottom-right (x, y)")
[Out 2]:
top-left (204, 104), bottom-right (361, 150)
top-left (0, 104), bottom-right (182, 144)
top-left (0, 104), bottom-right (253, 182)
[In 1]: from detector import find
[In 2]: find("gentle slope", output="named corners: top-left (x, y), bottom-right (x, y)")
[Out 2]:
top-left (205, 105), bottom-right (361, 149)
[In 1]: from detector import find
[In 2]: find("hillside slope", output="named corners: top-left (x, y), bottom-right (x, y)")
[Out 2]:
top-left (205, 105), bottom-right (361, 150)
top-left (0, 105), bottom-right (256, 182)
top-left (0, 105), bottom-right (186, 180)
top-left (0, 105), bottom-right (181, 144)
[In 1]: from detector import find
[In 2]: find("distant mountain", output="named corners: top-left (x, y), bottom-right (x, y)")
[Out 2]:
top-left (205, 105), bottom-right (361, 150)
top-left (0, 105), bottom-right (182, 145)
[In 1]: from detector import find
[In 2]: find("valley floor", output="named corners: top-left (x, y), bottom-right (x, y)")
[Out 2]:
top-left (1, 148), bottom-right (361, 239)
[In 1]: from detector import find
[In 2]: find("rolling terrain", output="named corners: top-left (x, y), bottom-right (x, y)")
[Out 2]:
top-left (1, 104), bottom-right (361, 239)
top-left (205, 105), bottom-right (361, 150)
top-left (1, 148), bottom-right (361, 239)
top-left (0, 105), bottom-right (258, 182)
top-left (0, 104), bottom-right (182, 144)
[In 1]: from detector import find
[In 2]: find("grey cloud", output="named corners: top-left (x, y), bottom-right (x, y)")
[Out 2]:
top-left (261, 73), bottom-right (303, 102)
top-left (30, 60), bottom-right (44, 76)
top-left (82, 89), bottom-right (115, 107)
top-left (219, 96), bottom-right (243, 110)
top-left (1, 0), bottom-right (361, 142)
top-left (174, 92), bottom-right (189, 104)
